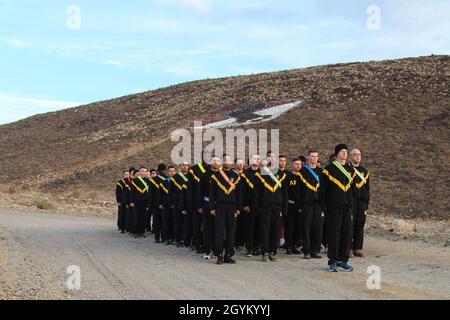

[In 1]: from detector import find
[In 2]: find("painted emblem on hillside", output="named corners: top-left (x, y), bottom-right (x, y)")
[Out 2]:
top-left (195, 100), bottom-right (303, 129)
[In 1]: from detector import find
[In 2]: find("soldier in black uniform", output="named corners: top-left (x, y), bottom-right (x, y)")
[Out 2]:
top-left (124, 168), bottom-right (136, 234)
top-left (129, 167), bottom-right (151, 238)
top-left (160, 166), bottom-right (176, 245)
top-left (233, 159), bottom-right (246, 251)
top-left (171, 162), bottom-right (190, 247)
top-left (180, 162), bottom-right (196, 251)
top-left (253, 157), bottom-right (288, 262)
top-left (284, 159), bottom-right (302, 255)
top-left (320, 144), bottom-right (354, 272)
top-left (278, 155), bottom-right (288, 250)
top-left (190, 156), bottom-right (210, 254)
top-left (350, 149), bottom-right (370, 257)
top-left (116, 170), bottom-right (130, 234)
top-left (197, 157), bottom-right (219, 259)
top-left (210, 155), bottom-right (242, 265)
top-left (242, 154), bottom-right (260, 257)
top-left (154, 164), bottom-right (168, 243)
top-left (298, 151), bottom-right (324, 259)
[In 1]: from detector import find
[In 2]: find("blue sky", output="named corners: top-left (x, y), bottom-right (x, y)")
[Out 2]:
top-left (0, 0), bottom-right (448, 124)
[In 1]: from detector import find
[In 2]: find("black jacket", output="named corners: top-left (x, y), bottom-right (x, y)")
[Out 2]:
top-left (115, 179), bottom-right (126, 204)
top-left (209, 169), bottom-right (242, 212)
top-left (171, 172), bottom-right (190, 210)
top-left (180, 171), bottom-right (196, 211)
top-left (320, 162), bottom-right (354, 211)
top-left (157, 175), bottom-right (173, 208)
top-left (252, 168), bottom-right (288, 213)
top-left (350, 164), bottom-right (370, 208)
top-left (189, 163), bottom-right (210, 210)
top-left (298, 166), bottom-right (323, 206)
top-left (242, 167), bottom-right (258, 208)
top-left (129, 177), bottom-right (151, 205)
top-left (286, 171), bottom-right (302, 211)
top-left (196, 166), bottom-right (215, 210)
top-left (122, 177), bottom-right (132, 205)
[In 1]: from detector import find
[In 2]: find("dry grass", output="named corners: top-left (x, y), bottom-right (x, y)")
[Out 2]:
top-left (33, 198), bottom-right (56, 210)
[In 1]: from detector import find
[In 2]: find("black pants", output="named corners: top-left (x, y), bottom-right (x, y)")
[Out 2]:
top-left (153, 208), bottom-right (162, 241)
top-left (162, 206), bottom-right (174, 242)
top-left (202, 204), bottom-right (215, 254)
top-left (301, 202), bottom-right (323, 255)
top-left (244, 207), bottom-right (259, 252)
top-left (192, 208), bottom-right (203, 250)
top-left (145, 208), bottom-right (152, 233)
top-left (117, 205), bottom-right (125, 231)
top-left (235, 210), bottom-right (245, 247)
top-left (285, 204), bottom-right (301, 250)
top-left (214, 203), bottom-right (237, 256)
top-left (134, 202), bottom-right (147, 235)
top-left (326, 205), bottom-right (352, 265)
top-left (126, 206), bottom-right (134, 233)
top-left (259, 205), bottom-right (282, 255)
top-left (173, 209), bottom-right (183, 243)
top-left (352, 200), bottom-right (368, 251)
top-left (183, 208), bottom-right (194, 247)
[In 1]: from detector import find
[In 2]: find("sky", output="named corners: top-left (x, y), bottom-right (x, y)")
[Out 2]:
top-left (0, 0), bottom-right (449, 124)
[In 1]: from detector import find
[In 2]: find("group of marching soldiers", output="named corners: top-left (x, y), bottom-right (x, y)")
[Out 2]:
top-left (115, 144), bottom-right (370, 272)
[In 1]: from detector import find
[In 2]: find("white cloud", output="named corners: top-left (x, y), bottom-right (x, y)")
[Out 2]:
top-left (0, 94), bottom-right (81, 124)
top-left (180, 0), bottom-right (211, 14)
top-left (1, 37), bottom-right (31, 48)
top-left (164, 62), bottom-right (197, 77)
top-left (103, 60), bottom-right (123, 67)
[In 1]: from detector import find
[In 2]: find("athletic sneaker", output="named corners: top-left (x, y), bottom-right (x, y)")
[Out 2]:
top-left (203, 252), bottom-right (213, 260)
top-left (328, 263), bottom-right (339, 272)
top-left (269, 254), bottom-right (277, 262)
top-left (337, 262), bottom-right (354, 272)
top-left (245, 250), bottom-right (253, 257)
top-left (261, 254), bottom-right (269, 262)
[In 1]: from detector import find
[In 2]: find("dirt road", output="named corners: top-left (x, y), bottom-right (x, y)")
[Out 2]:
top-left (0, 209), bottom-right (449, 300)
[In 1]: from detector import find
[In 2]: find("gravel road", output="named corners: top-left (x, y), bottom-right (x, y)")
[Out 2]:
top-left (0, 209), bottom-right (449, 300)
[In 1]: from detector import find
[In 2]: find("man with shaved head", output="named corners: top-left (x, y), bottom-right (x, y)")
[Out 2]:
top-left (210, 154), bottom-right (242, 264)
top-left (350, 149), bottom-right (370, 257)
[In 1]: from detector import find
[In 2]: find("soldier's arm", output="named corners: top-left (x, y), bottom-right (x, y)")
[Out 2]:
top-left (115, 183), bottom-right (122, 205)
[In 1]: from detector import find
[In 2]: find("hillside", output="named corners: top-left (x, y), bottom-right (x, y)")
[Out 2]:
top-left (0, 55), bottom-right (449, 219)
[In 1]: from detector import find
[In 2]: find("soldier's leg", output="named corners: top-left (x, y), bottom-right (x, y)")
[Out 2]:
top-left (284, 204), bottom-right (295, 252)
top-left (353, 201), bottom-right (367, 251)
top-left (214, 204), bottom-right (225, 257)
top-left (225, 205), bottom-right (237, 256)
top-left (183, 209), bottom-right (193, 248)
top-left (326, 207), bottom-right (343, 266)
top-left (153, 209), bottom-right (162, 241)
top-left (269, 206), bottom-right (281, 255)
top-left (259, 207), bottom-right (270, 255)
top-left (338, 207), bottom-right (352, 263)
top-left (311, 203), bottom-right (324, 255)
top-left (244, 209), bottom-right (256, 253)
top-left (301, 204), bottom-right (313, 255)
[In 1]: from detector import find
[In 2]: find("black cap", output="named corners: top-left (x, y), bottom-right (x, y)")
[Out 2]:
top-left (335, 144), bottom-right (348, 156)
top-left (157, 163), bottom-right (167, 172)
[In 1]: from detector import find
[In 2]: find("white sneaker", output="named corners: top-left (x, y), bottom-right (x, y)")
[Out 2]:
top-left (203, 252), bottom-right (213, 260)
